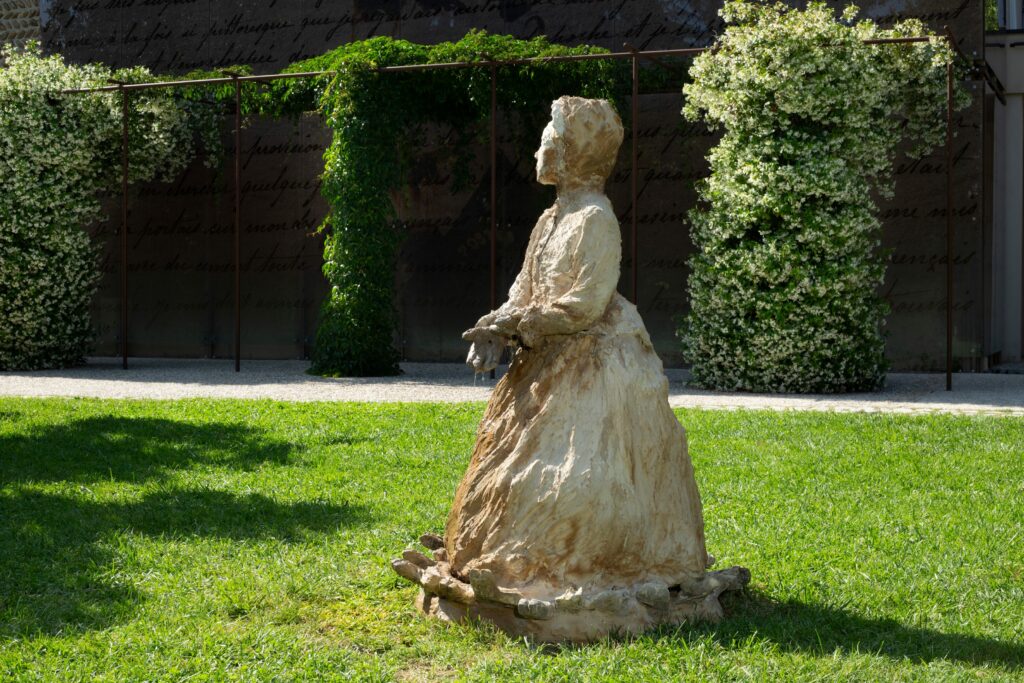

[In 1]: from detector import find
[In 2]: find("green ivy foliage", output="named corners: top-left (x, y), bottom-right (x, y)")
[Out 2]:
top-left (679, 1), bottom-right (970, 393)
top-left (986, 0), bottom-right (999, 31)
top-left (247, 31), bottom-right (622, 376)
top-left (0, 43), bottom-right (221, 370)
top-left (1, 33), bottom-right (626, 376)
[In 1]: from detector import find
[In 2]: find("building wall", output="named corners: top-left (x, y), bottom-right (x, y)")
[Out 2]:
top-left (35, 0), bottom-right (986, 370)
top-left (986, 33), bottom-right (1024, 364)
top-left (0, 0), bottom-right (40, 51)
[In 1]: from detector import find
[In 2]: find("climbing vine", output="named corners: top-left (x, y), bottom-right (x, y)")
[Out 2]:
top-left (252, 31), bottom-right (623, 376)
top-left (1, 33), bottom-right (627, 375)
top-left (680, 1), bottom-right (969, 393)
top-left (0, 43), bottom-right (221, 370)
top-left (2, 18), bottom-right (973, 382)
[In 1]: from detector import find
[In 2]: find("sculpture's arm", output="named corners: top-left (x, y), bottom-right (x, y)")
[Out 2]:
top-left (471, 208), bottom-right (549, 334)
top-left (518, 206), bottom-right (620, 345)
top-left (462, 210), bottom-right (550, 370)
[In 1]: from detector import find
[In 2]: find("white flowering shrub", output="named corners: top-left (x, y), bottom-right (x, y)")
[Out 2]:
top-left (0, 43), bottom-right (218, 369)
top-left (680, 1), bottom-right (968, 393)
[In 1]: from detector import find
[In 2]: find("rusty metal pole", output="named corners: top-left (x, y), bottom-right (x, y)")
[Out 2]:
top-left (117, 82), bottom-right (129, 370)
top-left (489, 63), bottom-right (498, 380)
top-left (629, 46), bottom-right (639, 305)
top-left (233, 75), bottom-right (242, 373)
top-left (945, 38), bottom-right (954, 391)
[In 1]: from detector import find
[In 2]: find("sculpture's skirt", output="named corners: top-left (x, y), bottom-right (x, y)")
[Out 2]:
top-left (445, 293), bottom-right (710, 600)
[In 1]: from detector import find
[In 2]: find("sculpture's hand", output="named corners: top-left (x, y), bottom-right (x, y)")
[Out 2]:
top-left (474, 309), bottom-right (521, 338)
top-left (462, 327), bottom-right (504, 373)
top-left (489, 310), bottom-right (521, 338)
top-left (517, 307), bottom-right (545, 349)
top-left (474, 310), bottom-right (497, 328)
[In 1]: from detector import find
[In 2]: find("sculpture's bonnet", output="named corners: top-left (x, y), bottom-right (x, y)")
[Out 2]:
top-left (551, 96), bottom-right (623, 188)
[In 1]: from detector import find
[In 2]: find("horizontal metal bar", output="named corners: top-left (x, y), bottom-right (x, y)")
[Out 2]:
top-left (237, 70), bottom-right (334, 82)
top-left (56, 34), bottom-right (943, 95)
top-left (63, 76), bottom-right (232, 93)
top-left (63, 84), bottom-right (121, 94)
top-left (61, 69), bottom-right (334, 93)
top-left (373, 51), bottom-right (619, 72)
top-left (375, 60), bottom-right (480, 72)
top-left (938, 27), bottom-right (1005, 106)
top-left (862, 36), bottom-right (933, 45)
top-left (368, 48), bottom-right (710, 72)
top-left (635, 46), bottom-right (710, 57)
top-left (943, 25), bottom-right (971, 64)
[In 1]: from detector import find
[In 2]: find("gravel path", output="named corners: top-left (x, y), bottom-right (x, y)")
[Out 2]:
top-left (1, 357), bottom-right (1022, 415)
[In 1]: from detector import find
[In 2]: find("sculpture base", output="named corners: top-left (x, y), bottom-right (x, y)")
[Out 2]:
top-left (416, 570), bottom-right (747, 643)
top-left (392, 535), bottom-right (750, 643)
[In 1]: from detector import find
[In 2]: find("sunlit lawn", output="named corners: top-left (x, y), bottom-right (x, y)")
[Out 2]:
top-left (0, 397), bottom-right (1021, 681)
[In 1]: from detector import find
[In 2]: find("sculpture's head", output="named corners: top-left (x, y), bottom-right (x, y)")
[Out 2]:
top-left (535, 96), bottom-right (624, 190)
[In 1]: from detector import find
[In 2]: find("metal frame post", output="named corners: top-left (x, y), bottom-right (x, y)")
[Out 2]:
top-left (107, 80), bottom-right (130, 370)
top-left (945, 33), bottom-right (955, 391)
top-left (121, 85), bottom-right (129, 370)
top-left (489, 63), bottom-right (498, 379)
top-left (231, 74), bottom-right (242, 372)
top-left (627, 44), bottom-right (640, 306)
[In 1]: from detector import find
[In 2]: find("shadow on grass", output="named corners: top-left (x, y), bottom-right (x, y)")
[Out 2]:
top-left (0, 487), bottom-right (371, 639)
top-left (635, 590), bottom-right (1023, 671)
top-left (0, 416), bottom-right (293, 483)
top-left (119, 488), bottom-right (373, 540)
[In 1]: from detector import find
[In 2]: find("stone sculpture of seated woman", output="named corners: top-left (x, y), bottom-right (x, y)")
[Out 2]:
top-left (392, 96), bottom-right (748, 642)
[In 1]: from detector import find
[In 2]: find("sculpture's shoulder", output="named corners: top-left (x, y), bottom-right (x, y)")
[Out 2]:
top-left (555, 195), bottom-right (621, 270)
top-left (564, 193), bottom-right (618, 231)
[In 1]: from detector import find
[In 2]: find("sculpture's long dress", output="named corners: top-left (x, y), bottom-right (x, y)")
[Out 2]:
top-left (445, 190), bottom-right (710, 601)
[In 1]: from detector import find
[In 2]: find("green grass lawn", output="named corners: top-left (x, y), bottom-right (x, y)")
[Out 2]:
top-left (0, 397), bottom-right (1021, 681)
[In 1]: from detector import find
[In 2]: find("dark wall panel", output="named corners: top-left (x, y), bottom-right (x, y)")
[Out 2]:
top-left (40, 0), bottom-right (983, 369)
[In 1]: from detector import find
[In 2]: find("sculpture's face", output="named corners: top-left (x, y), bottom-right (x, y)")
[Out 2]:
top-left (534, 116), bottom-right (564, 186)
top-left (534, 98), bottom-right (622, 190)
